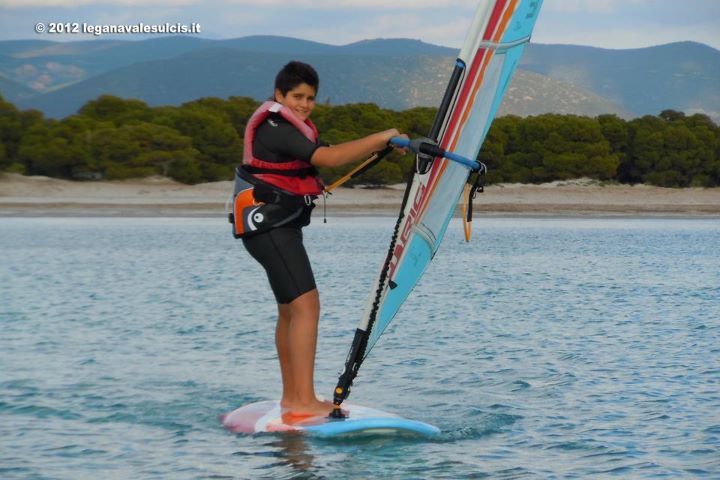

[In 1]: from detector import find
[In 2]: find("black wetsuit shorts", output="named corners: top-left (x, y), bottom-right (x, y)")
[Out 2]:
top-left (242, 226), bottom-right (316, 304)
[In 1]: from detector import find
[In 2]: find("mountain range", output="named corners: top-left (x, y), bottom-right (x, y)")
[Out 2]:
top-left (0, 36), bottom-right (717, 121)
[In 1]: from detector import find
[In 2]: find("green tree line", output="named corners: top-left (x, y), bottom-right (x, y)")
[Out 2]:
top-left (1, 94), bottom-right (718, 187)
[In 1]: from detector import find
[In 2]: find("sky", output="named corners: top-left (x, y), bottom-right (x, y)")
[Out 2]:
top-left (0, 0), bottom-right (718, 50)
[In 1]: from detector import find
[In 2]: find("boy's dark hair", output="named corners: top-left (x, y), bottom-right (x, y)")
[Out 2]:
top-left (274, 61), bottom-right (319, 96)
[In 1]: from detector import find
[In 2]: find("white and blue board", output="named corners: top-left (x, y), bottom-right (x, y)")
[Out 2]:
top-left (221, 401), bottom-right (439, 438)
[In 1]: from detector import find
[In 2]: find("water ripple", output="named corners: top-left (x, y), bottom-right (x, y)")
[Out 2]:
top-left (1, 217), bottom-right (719, 479)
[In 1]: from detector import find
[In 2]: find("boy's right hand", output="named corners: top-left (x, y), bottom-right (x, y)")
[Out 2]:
top-left (381, 129), bottom-right (409, 154)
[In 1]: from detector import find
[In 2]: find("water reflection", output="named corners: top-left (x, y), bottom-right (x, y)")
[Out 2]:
top-left (268, 434), bottom-right (316, 476)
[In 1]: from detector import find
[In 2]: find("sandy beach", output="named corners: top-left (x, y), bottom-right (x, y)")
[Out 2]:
top-left (1, 173), bottom-right (718, 217)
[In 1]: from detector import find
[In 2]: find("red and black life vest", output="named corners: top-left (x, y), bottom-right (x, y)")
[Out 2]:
top-left (243, 101), bottom-right (324, 196)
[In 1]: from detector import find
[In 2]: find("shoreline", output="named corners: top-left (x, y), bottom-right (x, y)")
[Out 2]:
top-left (1, 173), bottom-right (719, 218)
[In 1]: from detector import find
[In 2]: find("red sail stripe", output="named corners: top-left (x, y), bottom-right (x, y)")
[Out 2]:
top-left (415, 0), bottom-right (517, 221)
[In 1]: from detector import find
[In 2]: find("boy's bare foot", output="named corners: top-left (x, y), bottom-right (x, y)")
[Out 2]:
top-left (280, 398), bottom-right (346, 420)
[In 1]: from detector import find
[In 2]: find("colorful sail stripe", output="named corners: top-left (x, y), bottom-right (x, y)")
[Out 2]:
top-left (447, 0), bottom-right (510, 150)
top-left (448, 0), bottom-right (517, 152)
top-left (413, 0), bottom-right (519, 227)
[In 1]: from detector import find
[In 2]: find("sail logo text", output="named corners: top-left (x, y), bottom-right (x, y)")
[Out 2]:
top-left (387, 183), bottom-right (427, 280)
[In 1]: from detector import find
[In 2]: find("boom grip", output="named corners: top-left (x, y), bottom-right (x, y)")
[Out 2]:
top-left (389, 136), bottom-right (482, 171)
top-left (390, 137), bottom-right (445, 156)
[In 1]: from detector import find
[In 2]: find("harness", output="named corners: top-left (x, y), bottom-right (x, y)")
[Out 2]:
top-left (229, 166), bottom-right (314, 238)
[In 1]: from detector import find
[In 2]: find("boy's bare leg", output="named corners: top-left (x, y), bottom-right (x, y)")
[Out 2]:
top-left (277, 289), bottom-right (333, 416)
top-left (276, 304), bottom-right (294, 405)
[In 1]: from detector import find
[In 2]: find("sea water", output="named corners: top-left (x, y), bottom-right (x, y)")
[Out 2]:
top-left (1, 216), bottom-right (718, 479)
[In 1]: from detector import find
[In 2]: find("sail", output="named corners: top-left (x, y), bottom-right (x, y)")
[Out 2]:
top-left (332, 0), bottom-right (544, 409)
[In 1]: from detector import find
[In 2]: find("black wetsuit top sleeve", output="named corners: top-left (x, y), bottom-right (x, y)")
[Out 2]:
top-left (253, 113), bottom-right (322, 164)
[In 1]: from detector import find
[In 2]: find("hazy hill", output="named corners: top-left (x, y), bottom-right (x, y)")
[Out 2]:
top-left (0, 36), bottom-right (452, 97)
top-left (499, 70), bottom-right (629, 118)
top-left (521, 41), bottom-right (720, 119)
top-left (14, 49), bottom-right (455, 117)
top-left (1, 36), bottom-right (717, 120)
top-left (15, 47), bottom-right (623, 119)
top-left (218, 35), bottom-right (344, 55)
top-left (0, 73), bottom-right (35, 101)
top-left (0, 37), bottom-right (214, 93)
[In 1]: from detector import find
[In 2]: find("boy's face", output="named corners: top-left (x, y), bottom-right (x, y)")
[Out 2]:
top-left (275, 83), bottom-right (316, 121)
